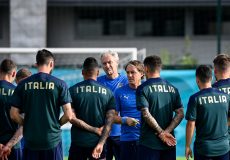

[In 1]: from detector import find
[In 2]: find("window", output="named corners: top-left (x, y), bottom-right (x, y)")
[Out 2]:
top-left (194, 8), bottom-right (216, 35)
top-left (75, 8), bottom-right (126, 38)
top-left (135, 8), bottom-right (184, 37)
top-left (0, 10), bottom-right (3, 39)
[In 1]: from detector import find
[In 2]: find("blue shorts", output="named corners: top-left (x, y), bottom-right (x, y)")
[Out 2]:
top-left (23, 141), bottom-right (63, 160)
top-left (68, 142), bottom-right (106, 160)
top-left (8, 148), bottom-right (22, 160)
top-left (120, 140), bottom-right (138, 160)
top-left (194, 147), bottom-right (229, 160)
top-left (138, 145), bottom-right (176, 160)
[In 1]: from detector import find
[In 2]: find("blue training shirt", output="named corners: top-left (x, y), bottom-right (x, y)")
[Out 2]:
top-left (115, 84), bottom-right (141, 141)
top-left (98, 74), bottom-right (128, 136)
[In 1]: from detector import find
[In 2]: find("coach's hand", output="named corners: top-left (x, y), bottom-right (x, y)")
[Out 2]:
top-left (158, 131), bottom-right (176, 146)
top-left (126, 118), bottom-right (139, 127)
top-left (92, 143), bottom-right (103, 159)
top-left (185, 146), bottom-right (192, 160)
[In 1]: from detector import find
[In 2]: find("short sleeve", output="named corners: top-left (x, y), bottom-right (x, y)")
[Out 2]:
top-left (174, 89), bottom-right (183, 110)
top-left (59, 82), bottom-right (72, 106)
top-left (136, 86), bottom-right (149, 111)
top-left (185, 96), bottom-right (197, 121)
top-left (107, 92), bottom-right (116, 111)
top-left (10, 85), bottom-right (22, 110)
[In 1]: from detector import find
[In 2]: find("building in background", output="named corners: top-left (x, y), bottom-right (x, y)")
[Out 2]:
top-left (0, 0), bottom-right (230, 64)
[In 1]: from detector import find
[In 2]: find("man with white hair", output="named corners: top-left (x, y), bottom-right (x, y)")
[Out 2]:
top-left (98, 50), bottom-right (128, 160)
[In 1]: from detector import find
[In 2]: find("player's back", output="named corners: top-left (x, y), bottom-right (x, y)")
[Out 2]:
top-left (212, 78), bottom-right (230, 94)
top-left (69, 79), bottom-right (115, 147)
top-left (186, 88), bottom-right (229, 156)
top-left (0, 80), bottom-right (17, 145)
top-left (136, 77), bottom-right (182, 150)
top-left (12, 72), bottom-right (71, 150)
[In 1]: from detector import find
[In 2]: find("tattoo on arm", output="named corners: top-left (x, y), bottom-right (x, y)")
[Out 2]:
top-left (6, 126), bottom-right (23, 148)
top-left (165, 108), bottom-right (184, 133)
top-left (98, 109), bottom-right (115, 145)
top-left (141, 108), bottom-right (163, 134)
top-left (70, 114), bottom-right (98, 134)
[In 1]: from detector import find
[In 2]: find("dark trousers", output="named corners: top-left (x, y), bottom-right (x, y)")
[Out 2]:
top-left (8, 148), bottom-right (22, 160)
top-left (138, 145), bottom-right (176, 160)
top-left (23, 141), bottom-right (63, 160)
top-left (106, 136), bottom-right (120, 160)
top-left (68, 142), bottom-right (106, 160)
top-left (194, 147), bottom-right (229, 160)
top-left (120, 140), bottom-right (138, 160)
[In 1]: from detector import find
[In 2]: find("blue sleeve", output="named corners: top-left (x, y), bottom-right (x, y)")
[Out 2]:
top-left (59, 82), bottom-right (72, 106)
top-left (114, 89), bottom-right (121, 112)
top-left (185, 96), bottom-right (197, 121)
top-left (136, 86), bottom-right (149, 111)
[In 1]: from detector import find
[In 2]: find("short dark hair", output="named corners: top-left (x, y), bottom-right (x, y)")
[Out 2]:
top-left (16, 68), bottom-right (32, 82)
top-left (0, 59), bottom-right (17, 74)
top-left (82, 57), bottom-right (99, 71)
top-left (125, 60), bottom-right (145, 79)
top-left (36, 49), bottom-right (55, 66)
top-left (196, 65), bottom-right (212, 83)
top-left (213, 54), bottom-right (230, 73)
top-left (143, 55), bottom-right (162, 72)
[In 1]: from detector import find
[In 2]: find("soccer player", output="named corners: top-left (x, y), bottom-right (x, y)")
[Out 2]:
top-left (98, 50), bottom-right (128, 160)
top-left (212, 54), bottom-right (230, 156)
top-left (185, 65), bottom-right (229, 160)
top-left (0, 59), bottom-right (22, 160)
top-left (114, 60), bottom-right (144, 160)
top-left (69, 57), bottom-right (115, 160)
top-left (136, 55), bottom-right (184, 160)
top-left (15, 68), bottom-right (32, 84)
top-left (15, 68), bottom-right (32, 152)
top-left (10, 49), bottom-right (73, 160)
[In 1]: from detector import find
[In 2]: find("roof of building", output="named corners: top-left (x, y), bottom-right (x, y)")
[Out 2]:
top-left (48, 0), bottom-right (230, 7)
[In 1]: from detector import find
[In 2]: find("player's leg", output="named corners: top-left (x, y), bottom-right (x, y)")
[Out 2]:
top-left (68, 143), bottom-right (87, 160)
top-left (7, 148), bottom-right (22, 160)
top-left (23, 147), bottom-right (39, 160)
top-left (138, 144), bottom-right (160, 160)
top-left (160, 148), bottom-right (176, 160)
top-left (111, 136), bottom-right (120, 160)
top-left (40, 141), bottom-right (63, 160)
top-left (120, 141), bottom-right (138, 160)
top-left (106, 137), bottom-right (114, 160)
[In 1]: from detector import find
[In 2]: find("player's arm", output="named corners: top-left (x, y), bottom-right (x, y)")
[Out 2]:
top-left (0, 126), bottom-right (23, 158)
top-left (185, 120), bottom-right (195, 160)
top-left (70, 110), bottom-right (103, 136)
top-left (59, 103), bottom-right (73, 126)
top-left (165, 108), bottom-right (184, 133)
top-left (92, 109), bottom-right (115, 159)
top-left (141, 107), bottom-right (176, 146)
top-left (10, 107), bottom-right (24, 125)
